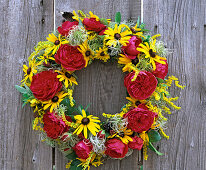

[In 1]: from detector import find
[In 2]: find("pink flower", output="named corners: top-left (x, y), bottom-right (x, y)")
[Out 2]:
top-left (152, 59), bottom-right (168, 79)
top-left (122, 36), bottom-right (142, 59)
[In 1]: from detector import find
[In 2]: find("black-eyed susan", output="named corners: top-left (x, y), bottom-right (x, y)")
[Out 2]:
top-left (78, 40), bottom-right (94, 67)
top-left (131, 23), bottom-right (143, 38)
top-left (46, 33), bottom-right (68, 55)
top-left (73, 109), bottom-right (100, 138)
top-left (37, 54), bottom-right (55, 65)
top-left (95, 47), bottom-right (110, 62)
top-left (55, 69), bottom-right (78, 88)
top-left (104, 24), bottom-right (132, 47)
top-left (42, 91), bottom-right (68, 112)
top-left (136, 39), bottom-right (166, 70)
top-left (126, 96), bottom-right (146, 108)
top-left (118, 54), bottom-right (132, 72)
top-left (22, 61), bottom-right (37, 84)
top-left (108, 127), bottom-right (133, 144)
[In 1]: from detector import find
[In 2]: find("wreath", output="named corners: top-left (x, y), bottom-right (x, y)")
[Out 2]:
top-left (15, 11), bottom-right (185, 170)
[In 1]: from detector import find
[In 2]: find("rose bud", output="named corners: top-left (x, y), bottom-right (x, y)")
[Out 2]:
top-left (73, 140), bottom-right (93, 159)
top-left (57, 21), bottom-right (78, 36)
top-left (124, 71), bottom-right (157, 100)
top-left (152, 59), bottom-right (168, 80)
top-left (128, 136), bottom-right (144, 150)
top-left (105, 139), bottom-right (128, 158)
top-left (83, 18), bottom-right (106, 33)
top-left (43, 111), bottom-right (69, 139)
top-left (122, 36), bottom-right (142, 59)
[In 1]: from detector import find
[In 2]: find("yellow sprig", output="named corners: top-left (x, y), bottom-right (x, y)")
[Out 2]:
top-left (68, 89), bottom-right (74, 107)
top-left (159, 128), bottom-right (169, 139)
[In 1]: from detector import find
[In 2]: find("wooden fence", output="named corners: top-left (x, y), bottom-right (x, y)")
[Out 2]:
top-left (0, 0), bottom-right (205, 169)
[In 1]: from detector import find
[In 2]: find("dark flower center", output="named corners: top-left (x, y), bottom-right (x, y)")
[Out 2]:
top-left (118, 132), bottom-right (125, 137)
top-left (43, 61), bottom-right (51, 67)
top-left (54, 40), bottom-right (60, 45)
top-left (114, 33), bottom-right (121, 40)
top-left (81, 117), bottom-right (90, 125)
top-left (130, 28), bottom-right (137, 33)
top-left (135, 101), bottom-right (141, 106)
top-left (27, 67), bottom-right (31, 75)
top-left (52, 96), bottom-right (59, 102)
top-left (132, 57), bottom-right (139, 65)
top-left (85, 50), bottom-right (91, 57)
top-left (65, 72), bottom-right (72, 78)
top-left (100, 51), bottom-right (105, 56)
top-left (149, 49), bottom-right (156, 58)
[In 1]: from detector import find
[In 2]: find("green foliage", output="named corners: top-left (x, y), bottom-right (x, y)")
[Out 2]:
top-left (66, 151), bottom-right (78, 160)
top-left (28, 41), bottom-right (53, 61)
top-left (60, 98), bottom-right (76, 115)
top-left (148, 130), bottom-right (161, 142)
top-left (99, 18), bottom-right (109, 26)
top-left (115, 12), bottom-right (121, 24)
top-left (15, 84), bottom-right (35, 107)
top-left (70, 159), bottom-right (82, 170)
top-left (157, 77), bottom-right (165, 84)
top-left (88, 35), bottom-right (104, 52)
top-left (149, 142), bottom-right (164, 156)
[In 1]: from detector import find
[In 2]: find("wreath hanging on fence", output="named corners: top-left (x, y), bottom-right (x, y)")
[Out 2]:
top-left (15, 11), bottom-right (185, 170)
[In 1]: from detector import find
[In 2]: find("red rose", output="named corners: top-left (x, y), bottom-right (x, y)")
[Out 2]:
top-left (123, 107), bottom-right (156, 133)
top-left (122, 36), bottom-right (142, 59)
top-left (57, 21), bottom-right (79, 36)
top-left (30, 70), bottom-right (62, 101)
top-left (105, 139), bottom-right (128, 158)
top-left (55, 44), bottom-right (85, 71)
top-left (98, 28), bottom-right (108, 35)
top-left (43, 112), bottom-right (69, 139)
top-left (128, 136), bottom-right (143, 150)
top-left (124, 71), bottom-right (157, 100)
top-left (73, 140), bottom-right (93, 159)
top-left (152, 59), bottom-right (168, 79)
top-left (83, 18), bottom-right (106, 33)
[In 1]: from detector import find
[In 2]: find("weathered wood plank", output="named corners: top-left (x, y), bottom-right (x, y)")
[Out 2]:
top-left (55, 0), bottom-right (141, 170)
top-left (143, 0), bottom-right (206, 170)
top-left (0, 0), bottom-right (54, 169)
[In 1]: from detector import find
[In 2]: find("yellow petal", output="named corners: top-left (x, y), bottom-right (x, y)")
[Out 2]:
top-left (84, 126), bottom-right (88, 138)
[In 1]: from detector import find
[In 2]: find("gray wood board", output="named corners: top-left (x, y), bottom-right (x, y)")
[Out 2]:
top-left (1, 0), bottom-right (205, 170)
top-left (0, 0), bottom-right (54, 169)
top-left (143, 0), bottom-right (206, 170)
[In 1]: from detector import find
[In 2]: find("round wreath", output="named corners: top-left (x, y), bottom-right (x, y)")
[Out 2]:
top-left (16, 11), bottom-right (185, 170)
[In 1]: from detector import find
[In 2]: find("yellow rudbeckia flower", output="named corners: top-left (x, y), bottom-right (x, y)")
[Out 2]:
top-left (55, 69), bottom-right (78, 88)
top-left (42, 91), bottom-right (68, 112)
top-left (95, 47), bottom-right (110, 62)
top-left (104, 24), bottom-right (132, 47)
top-left (73, 109), bottom-right (100, 138)
top-left (136, 39), bottom-right (166, 70)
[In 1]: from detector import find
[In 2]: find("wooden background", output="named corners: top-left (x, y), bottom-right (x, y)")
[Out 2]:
top-left (0, 0), bottom-right (205, 169)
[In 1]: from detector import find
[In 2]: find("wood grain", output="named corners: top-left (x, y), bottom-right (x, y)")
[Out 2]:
top-left (143, 0), bottom-right (206, 170)
top-left (55, 0), bottom-right (141, 170)
top-left (0, 0), bottom-right (54, 169)
top-left (1, 0), bottom-right (206, 169)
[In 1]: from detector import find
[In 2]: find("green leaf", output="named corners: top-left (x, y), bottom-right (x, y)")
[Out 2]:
top-left (15, 85), bottom-right (27, 94)
top-left (60, 98), bottom-right (76, 115)
top-left (136, 17), bottom-right (140, 27)
top-left (70, 159), bottom-right (82, 170)
top-left (78, 19), bottom-right (83, 27)
top-left (148, 130), bottom-right (161, 142)
top-left (157, 78), bottom-right (165, 84)
top-left (99, 18), bottom-right (109, 26)
top-left (149, 142), bottom-right (164, 155)
top-left (66, 151), bottom-right (78, 160)
top-left (115, 12), bottom-right (121, 24)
